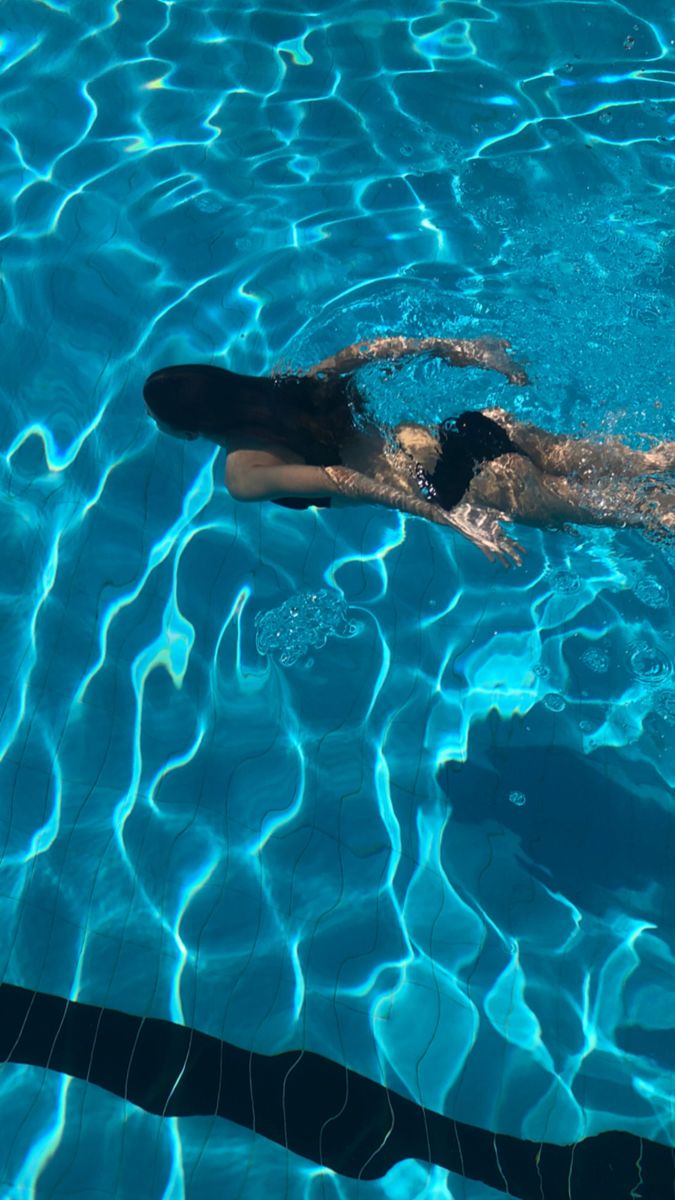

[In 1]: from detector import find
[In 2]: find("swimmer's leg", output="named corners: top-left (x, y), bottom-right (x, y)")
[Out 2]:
top-left (483, 408), bottom-right (675, 480)
top-left (467, 452), bottom-right (668, 531)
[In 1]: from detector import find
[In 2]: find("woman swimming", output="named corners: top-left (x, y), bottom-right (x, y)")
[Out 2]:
top-left (143, 335), bottom-right (675, 568)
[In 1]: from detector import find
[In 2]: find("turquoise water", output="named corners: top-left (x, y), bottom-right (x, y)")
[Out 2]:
top-left (2, 0), bottom-right (675, 1196)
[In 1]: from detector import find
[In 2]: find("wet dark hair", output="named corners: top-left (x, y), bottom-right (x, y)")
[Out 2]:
top-left (143, 364), bottom-right (364, 467)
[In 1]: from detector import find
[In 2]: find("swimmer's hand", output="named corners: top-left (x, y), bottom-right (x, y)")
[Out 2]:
top-left (437, 500), bottom-right (526, 568)
top-left (472, 336), bottom-right (529, 386)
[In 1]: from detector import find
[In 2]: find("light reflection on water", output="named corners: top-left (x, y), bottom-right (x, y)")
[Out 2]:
top-left (1, 0), bottom-right (675, 1195)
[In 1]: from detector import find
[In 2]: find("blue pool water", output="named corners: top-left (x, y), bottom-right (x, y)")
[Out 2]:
top-left (2, 0), bottom-right (675, 1196)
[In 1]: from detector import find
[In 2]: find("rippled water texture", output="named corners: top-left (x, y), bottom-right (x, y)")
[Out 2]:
top-left (2, 0), bottom-right (675, 1196)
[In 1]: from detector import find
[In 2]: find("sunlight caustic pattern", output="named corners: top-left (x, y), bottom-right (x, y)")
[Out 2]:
top-left (1, 0), bottom-right (675, 1196)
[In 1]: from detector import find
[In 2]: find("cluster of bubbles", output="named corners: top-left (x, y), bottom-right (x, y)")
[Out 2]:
top-left (194, 192), bottom-right (224, 213)
top-left (508, 790), bottom-right (527, 807)
top-left (626, 641), bottom-right (671, 685)
top-left (634, 576), bottom-right (669, 608)
top-left (549, 569), bottom-right (582, 595)
top-left (580, 647), bottom-right (610, 674)
top-left (654, 690), bottom-right (675, 725)
top-left (254, 589), bottom-right (359, 667)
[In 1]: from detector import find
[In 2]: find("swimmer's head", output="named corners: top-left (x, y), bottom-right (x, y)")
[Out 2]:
top-left (144, 363), bottom-right (299, 444)
top-left (143, 365), bottom-right (226, 441)
top-left (143, 362), bottom-right (351, 458)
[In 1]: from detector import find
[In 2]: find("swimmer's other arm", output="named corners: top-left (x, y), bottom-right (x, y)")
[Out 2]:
top-left (306, 336), bottom-right (529, 385)
top-left (226, 461), bottom-right (524, 567)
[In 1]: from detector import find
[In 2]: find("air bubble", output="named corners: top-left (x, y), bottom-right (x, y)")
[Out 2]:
top-left (550, 569), bottom-right (581, 594)
top-left (255, 589), bottom-right (359, 667)
top-left (581, 647), bottom-right (610, 673)
top-left (627, 641), bottom-right (671, 684)
top-left (634, 576), bottom-right (668, 608)
top-left (654, 690), bottom-right (675, 724)
top-left (195, 193), bottom-right (223, 213)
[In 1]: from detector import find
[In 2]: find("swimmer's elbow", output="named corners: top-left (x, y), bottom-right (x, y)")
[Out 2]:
top-left (226, 474), bottom-right (259, 501)
top-left (227, 483), bottom-right (254, 502)
top-left (225, 461), bottom-right (257, 501)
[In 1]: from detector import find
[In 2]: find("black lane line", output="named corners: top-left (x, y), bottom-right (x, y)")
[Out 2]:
top-left (1, 983), bottom-right (674, 1198)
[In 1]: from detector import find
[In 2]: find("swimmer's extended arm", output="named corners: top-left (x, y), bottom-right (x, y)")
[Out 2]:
top-left (307, 335), bottom-right (528, 385)
top-left (227, 459), bottom-right (523, 567)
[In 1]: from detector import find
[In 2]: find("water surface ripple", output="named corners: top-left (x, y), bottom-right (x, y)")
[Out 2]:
top-left (2, 0), bottom-right (675, 1196)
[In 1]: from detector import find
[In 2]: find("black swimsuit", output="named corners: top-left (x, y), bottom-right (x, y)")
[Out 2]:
top-left (273, 495), bottom-right (331, 510)
top-left (271, 410), bottom-right (524, 513)
top-left (416, 410), bottom-right (525, 510)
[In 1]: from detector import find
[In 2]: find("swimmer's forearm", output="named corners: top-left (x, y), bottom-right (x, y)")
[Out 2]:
top-left (323, 466), bottom-right (449, 523)
top-left (325, 468), bottom-right (524, 565)
top-left (307, 335), bottom-right (528, 384)
top-left (308, 337), bottom-right (475, 375)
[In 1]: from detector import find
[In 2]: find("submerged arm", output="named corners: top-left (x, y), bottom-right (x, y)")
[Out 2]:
top-left (323, 467), bottom-right (524, 566)
top-left (307, 335), bottom-right (529, 385)
top-left (226, 458), bottom-right (524, 567)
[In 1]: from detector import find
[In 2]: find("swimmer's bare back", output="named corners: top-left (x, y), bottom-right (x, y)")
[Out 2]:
top-left (225, 335), bottom-right (530, 568)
